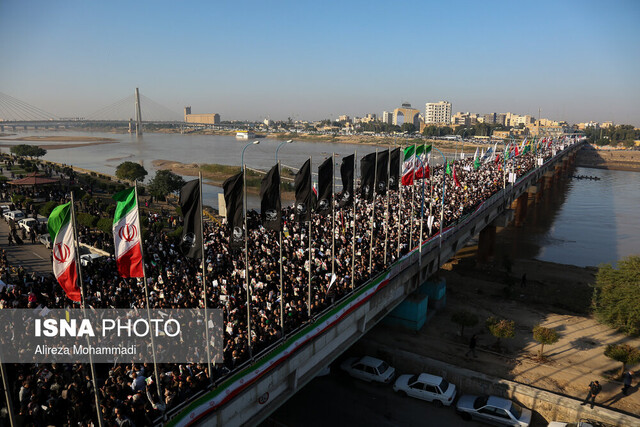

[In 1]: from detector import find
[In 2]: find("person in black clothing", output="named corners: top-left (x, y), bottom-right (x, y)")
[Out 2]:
top-left (622, 371), bottom-right (633, 396)
top-left (581, 380), bottom-right (602, 408)
top-left (465, 334), bottom-right (478, 358)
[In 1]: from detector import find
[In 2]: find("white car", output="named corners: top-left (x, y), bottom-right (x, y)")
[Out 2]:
top-left (340, 356), bottom-right (395, 384)
top-left (39, 234), bottom-right (51, 248)
top-left (393, 373), bottom-right (457, 407)
top-left (456, 395), bottom-right (532, 426)
top-left (548, 420), bottom-right (605, 427)
top-left (80, 253), bottom-right (105, 266)
top-left (4, 210), bottom-right (25, 222)
top-left (18, 218), bottom-right (38, 234)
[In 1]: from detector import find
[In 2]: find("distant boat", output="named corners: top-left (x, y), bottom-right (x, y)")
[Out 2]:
top-left (236, 131), bottom-right (256, 140)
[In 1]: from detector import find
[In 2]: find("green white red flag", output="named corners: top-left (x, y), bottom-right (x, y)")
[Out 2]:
top-left (113, 187), bottom-right (144, 278)
top-left (48, 202), bottom-right (81, 302)
top-left (401, 146), bottom-right (415, 186)
top-left (415, 144), bottom-right (432, 179)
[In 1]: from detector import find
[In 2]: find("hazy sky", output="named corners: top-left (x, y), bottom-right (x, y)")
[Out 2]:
top-left (1, 0), bottom-right (639, 125)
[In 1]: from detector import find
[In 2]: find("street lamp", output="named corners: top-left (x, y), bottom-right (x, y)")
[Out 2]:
top-left (275, 139), bottom-right (293, 162)
top-left (242, 140), bottom-right (260, 171)
top-left (432, 147), bottom-right (447, 249)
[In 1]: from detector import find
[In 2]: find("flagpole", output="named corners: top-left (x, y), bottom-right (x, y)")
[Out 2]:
top-left (134, 183), bottom-right (164, 408)
top-left (198, 172), bottom-right (213, 382)
top-left (368, 149), bottom-right (377, 274)
top-left (429, 153), bottom-right (434, 236)
top-left (307, 156), bottom-right (312, 319)
top-left (397, 145), bottom-right (403, 260)
top-left (331, 152), bottom-right (335, 280)
top-left (408, 144), bottom-right (416, 251)
top-left (419, 143), bottom-right (426, 261)
top-left (242, 166), bottom-right (252, 358)
top-left (351, 150), bottom-right (356, 292)
top-left (0, 354), bottom-right (14, 427)
top-left (278, 160), bottom-right (284, 336)
top-left (383, 147), bottom-right (391, 266)
top-left (69, 191), bottom-right (105, 427)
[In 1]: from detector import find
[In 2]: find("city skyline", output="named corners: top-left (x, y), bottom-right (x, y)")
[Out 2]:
top-left (1, 0), bottom-right (639, 126)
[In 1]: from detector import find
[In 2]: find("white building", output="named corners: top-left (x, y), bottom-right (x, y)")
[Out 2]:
top-left (425, 101), bottom-right (452, 125)
top-left (382, 111), bottom-right (393, 124)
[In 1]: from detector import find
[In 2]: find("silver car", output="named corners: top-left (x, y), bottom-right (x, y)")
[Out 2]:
top-left (456, 395), bottom-right (532, 426)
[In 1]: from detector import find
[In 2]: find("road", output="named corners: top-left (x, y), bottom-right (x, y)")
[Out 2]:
top-left (263, 372), bottom-right (484, 427)
top-left (0, 215), bottom-right (53, 275)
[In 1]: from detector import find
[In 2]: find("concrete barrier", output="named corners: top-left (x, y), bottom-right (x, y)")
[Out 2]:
top-left (355, 342), bottom-right (639, 427)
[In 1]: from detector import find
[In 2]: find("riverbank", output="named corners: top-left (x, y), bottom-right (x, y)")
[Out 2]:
top-left (576, 145), bottom-right (640, 171)
top-left (0, 135), bottom-right (118, 150)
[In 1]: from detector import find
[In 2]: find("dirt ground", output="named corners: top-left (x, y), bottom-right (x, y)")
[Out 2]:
top-left (367, 243), bottom-right (640, 417)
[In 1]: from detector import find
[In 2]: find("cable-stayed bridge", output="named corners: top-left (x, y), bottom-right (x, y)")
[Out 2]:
top-left (0, 89), bottom-right (194, 134)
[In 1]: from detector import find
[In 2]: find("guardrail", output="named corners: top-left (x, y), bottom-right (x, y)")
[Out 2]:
top-left (161, 142), bottom-right (580, 425)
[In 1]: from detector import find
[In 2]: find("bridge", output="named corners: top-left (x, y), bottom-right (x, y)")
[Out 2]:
top-left (161, 142), bottom-right (582, 426)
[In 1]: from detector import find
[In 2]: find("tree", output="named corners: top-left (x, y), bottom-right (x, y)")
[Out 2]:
top-left (148, 170), bottom-right (186, 200)
top-left (604, 344), bottom-right (640, 377)
top-left (115, 161), bottom-right (147, 182)
top-left (486, 317), bottom-right (515, 349)
top-left (593, 256), bottom-right (640, 335)
top-left (10, 144), bottom-right (47, 158)
top-left (451, 310), bottom-right (479, 337)
top-left (76, 213), bottom-right (98, 228)
top-left (401, 123), bottom-right (417, 134)
top-left (532, 325), bottom-right (559, 359)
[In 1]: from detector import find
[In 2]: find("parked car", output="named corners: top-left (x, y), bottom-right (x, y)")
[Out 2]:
top-left (80, 253), bottom-right (106, 267)
top-left (456, 395), bottom-right (531, 426)
top-left (18, 218), bottom-right (38, 234)
top-left (39, 234), bottom-right (52, 248)
top-left (4, 210), bottom-right (25, 222)
top-left (0, 205), bottom-right (11, 214)
top-left (340, 356), bottom-right (395, 384)
top-left (548, 420), bottom-right (606, 427)
top-left (393, 373), bottom-right (457, 407)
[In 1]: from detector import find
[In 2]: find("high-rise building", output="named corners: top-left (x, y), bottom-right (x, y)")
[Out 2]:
top-left (382, 111), bottom-right (393, 124)
top-left (425, 101), bottom-right (452, 125)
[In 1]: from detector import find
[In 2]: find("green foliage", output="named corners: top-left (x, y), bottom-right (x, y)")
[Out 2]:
top-left (422, 125), bottom-right (453, 137)
top-left (533, 325), bottom-right (559, 358)
top-left (604, 344), bottom-right (640, 376)
top-left (584, 124), bottom-right (640, 146)
top-left (10, 144), bottom-right (47, 158)
top-left (486, 317), bottom-right (515, 347)
top-left (451, 310), bottom-right (479, 337)
top-left (39, 201), bottom-right (58, 217)
top-left (167, 226), bottom-right (183, 241)
top-left (148, 170), bottom-right (186, 198)
top-left (11, 194), bottom-right (25, 204)
top-left (115, 161), bottom-right (148, 182)
top-left (401, 123), bottom-right (417, 134)
top-left (593, 256), bottom-right (640, 335)
top-left (76, 213), bottom-right (98, 228)
top-left (96, 218), bottom-right (113, 235)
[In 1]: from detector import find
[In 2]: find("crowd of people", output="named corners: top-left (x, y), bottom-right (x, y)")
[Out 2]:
top-left (0, 140), bottom-right (568, 426)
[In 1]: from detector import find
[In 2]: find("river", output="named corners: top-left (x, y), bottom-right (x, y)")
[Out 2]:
top-left (1, 130), bottom-right (638, 267)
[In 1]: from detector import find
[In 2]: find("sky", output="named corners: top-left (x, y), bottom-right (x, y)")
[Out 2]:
top-left (1, 0), bottom-right (639, 125)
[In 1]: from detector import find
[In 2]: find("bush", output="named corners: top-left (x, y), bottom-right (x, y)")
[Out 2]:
top-left (593, 256), bottom-right (640, 335)
top-left (532, 325), bottom-right (559, 359)
top-left (96, 218), bottom-right (113, 235)
top-left (76, 213), bottom-right (98, 228)
top-left (39, 201), bottom-right (58, 217)
top-left (604, 344), bottom-right (640, 377)
top-left (11, 194), bottom-right (25, 204)
top-left (486, 317), bottom-right (515, 348)
top-left (451, 310), bottom-right (479, 337)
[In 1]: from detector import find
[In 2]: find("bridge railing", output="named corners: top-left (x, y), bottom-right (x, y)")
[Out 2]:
top-left (161, 141), bottom-right (581, 425)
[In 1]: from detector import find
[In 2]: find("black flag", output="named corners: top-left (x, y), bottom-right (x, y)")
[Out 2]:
top-left (179, 179), bottom-right (203, 258)
top-left (223, 171), bottom-right (244, 248)
top-left (389, 148), bottom-right (400, 190)
top-left (317, 157), bottom-right (333, 214)
top-left (376, 149), bottom-right (389, 195)
top-left (294, 159), bottom-right (313, 222)
top-left (260, 164), bottom-right (281, 231)
top-left (339, 154), bottom-right (354, 207)
top-left (360, 152), bottom-right (376, 201)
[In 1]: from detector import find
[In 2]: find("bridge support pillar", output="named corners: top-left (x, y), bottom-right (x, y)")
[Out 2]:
top-left (527, 185), bottom-right (538, 204)
top-left (477, 225), bottom-right (496, 263)
top-left (514, 193), bottom-right (528, 227)
top-left (535, 179), bottom-right (544, 203)
top-left (544, 171), bottom-right (554, 190)
top-left (0, 125), bottom-right (3, 132)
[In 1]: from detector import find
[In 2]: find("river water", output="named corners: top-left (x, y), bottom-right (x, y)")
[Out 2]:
top-left (1, 130), bottom-right (638, 267)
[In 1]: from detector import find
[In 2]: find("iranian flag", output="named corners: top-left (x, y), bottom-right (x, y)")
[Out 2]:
top-left (415, 144), bottom-right (432, 179)
top-left (48, 202), bottom-right (81, 302)
top-left (401, 146), bottom-right (416, 186)
top-left (113, 187), bottom-right (144, 278)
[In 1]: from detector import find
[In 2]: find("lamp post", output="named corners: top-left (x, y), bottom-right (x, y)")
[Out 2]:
top-left (432, 147), bottom-right (447, 249)
top-left (241, 139), bottom-right (259, 357)
top-left (275, 139), bottom-right (293, 162)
